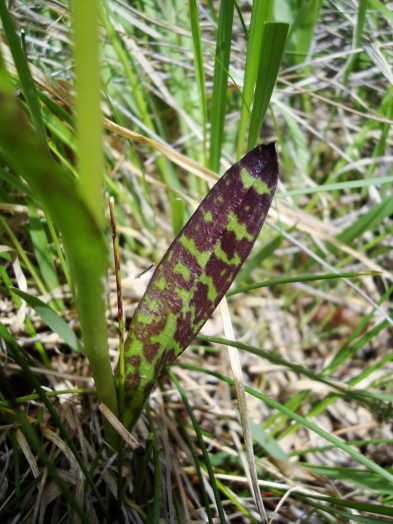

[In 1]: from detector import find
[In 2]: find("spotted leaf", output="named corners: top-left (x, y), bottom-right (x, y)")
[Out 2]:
top-left (121, 142), bottom-right (278, 430)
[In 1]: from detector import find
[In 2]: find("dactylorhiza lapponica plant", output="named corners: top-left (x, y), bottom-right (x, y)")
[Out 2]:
top-left (118, 143), bottom-right (278, 430)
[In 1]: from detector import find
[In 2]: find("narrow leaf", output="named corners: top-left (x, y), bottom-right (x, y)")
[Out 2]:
top-left (221, 297), bottom-right (268, 523)
top-left (122, 143), bottom-right (278, 430)
top-left (0, 165), bottom-right (34, 197)
top-left (169, 369), bottom-right (227, 524)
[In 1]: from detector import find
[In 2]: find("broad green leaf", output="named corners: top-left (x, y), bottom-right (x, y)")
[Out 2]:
top-left (367, 0), bottom-right (393, 25)
top-left (27, 198), bottom-right (63, 312)
top-left (9, 287), bottom-right (83, 352)
top-left (73, 0), bottom-right (103, 226)
top-left (329, 194), bottom-right (393, 253)
top-left (171, 198), bottom-right (185, 237)
top-left (248, 417), bottom-right (289, 461)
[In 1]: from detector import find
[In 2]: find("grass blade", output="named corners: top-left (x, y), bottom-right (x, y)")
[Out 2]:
top-left (227, 271), bottom-right (373, 297)
top-left (145, 406), bottom-right (161, 524)
top-left (0, 323), bottom-right (113, 523)
top-left (367, 0), bottom-right (393, 25)
top-left (195, 334), bottom-right (385, 406)
top-left (15, 410), bottom-right (93, 524)
top-left (329, 194), bottom-right (393, 254)
top-left (276, 174), bottom-right (393, 198)
top-left (0, 0), bottom-right (47, 144)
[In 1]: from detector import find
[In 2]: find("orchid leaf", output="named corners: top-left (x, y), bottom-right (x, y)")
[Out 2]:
top-left (121, 143), bottom-right (279, 430)
top-left (9, 287), bottom-right (83, 352)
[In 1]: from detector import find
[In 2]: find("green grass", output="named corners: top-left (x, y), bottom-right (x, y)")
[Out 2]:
top-left (0, 1), bottom-right (393, 523)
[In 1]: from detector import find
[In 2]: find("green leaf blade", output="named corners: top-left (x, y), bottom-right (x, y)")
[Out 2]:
top-left (236, 0), bottom-right (273, 158)
top-left (27, 198), bottom-right (63, 312)
top-left (247, 22), bottom-right (289, 150)
top-left (209, 0), bottom-right (235, 173)
top-left (171, 198), bottom-right (185, 237)
top-left (9, 287), bottom-right (83, 352)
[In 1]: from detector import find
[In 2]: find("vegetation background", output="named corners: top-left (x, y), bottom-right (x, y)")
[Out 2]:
top-left (0, 0), bottom-right (393, 523)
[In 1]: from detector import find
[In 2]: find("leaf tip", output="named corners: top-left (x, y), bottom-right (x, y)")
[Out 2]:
top-left (240, 141), bottom-right (278, 190)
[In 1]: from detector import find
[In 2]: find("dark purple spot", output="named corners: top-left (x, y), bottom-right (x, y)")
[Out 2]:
top-left (174, 310), bottom-right (195, 347)
top-left (125, 354), bottom-right (141, 369)
top-left (154, 347), bottom-right (176, 377)
top-left (205, 253), bottom-right (231, 291)
top-left (235, 190), bottom-right (271, 237)
top-left (125, 372), bottom-right (141, 391)
top-left (144, 342), bottom-right (160, 363)
top-left (189, 281), bottom-right (212, 325)
top-left (220, 229), bottom-right (238, 261)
